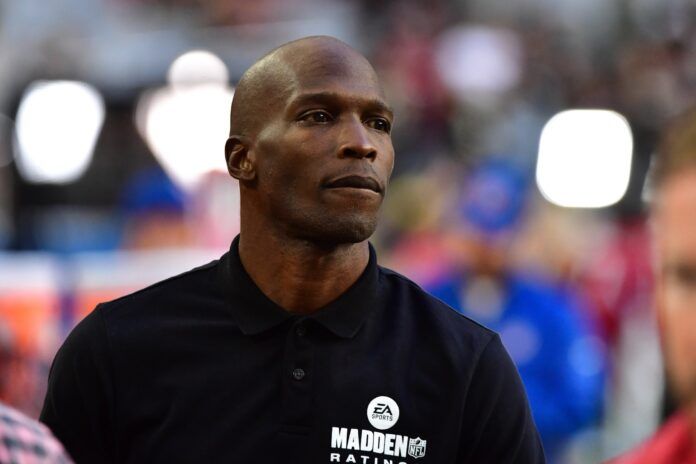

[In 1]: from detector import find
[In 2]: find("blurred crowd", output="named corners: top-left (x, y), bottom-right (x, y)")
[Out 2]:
top-left (1, 0), bottom-right (696, 462)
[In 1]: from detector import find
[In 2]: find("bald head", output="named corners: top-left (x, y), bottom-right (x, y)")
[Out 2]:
top-left (224, 34), bottom-right (394, 248)
top-left (229, 36), bottom-right (381, 138)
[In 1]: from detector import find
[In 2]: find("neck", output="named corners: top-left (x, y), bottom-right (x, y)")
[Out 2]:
top-left (237, 226), bottom-right (370, 314)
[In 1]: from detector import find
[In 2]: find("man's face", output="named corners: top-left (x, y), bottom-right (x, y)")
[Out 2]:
top-left (248, 52), bottom-right (395, 245)
top-left (655, 168), bottom-right (696, 408)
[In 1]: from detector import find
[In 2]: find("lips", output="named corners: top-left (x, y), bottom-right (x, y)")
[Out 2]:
top-left (324, 175), bottom-right (382, 193)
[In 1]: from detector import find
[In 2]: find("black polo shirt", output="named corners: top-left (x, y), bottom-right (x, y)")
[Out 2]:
top-left (40, 237), bottom-right (544, 463)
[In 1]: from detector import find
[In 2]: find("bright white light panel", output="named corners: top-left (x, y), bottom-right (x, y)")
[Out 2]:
top-left (14, 81), bottom-right (105, 184)
top-left (536, 109), bottom-right (633, 208)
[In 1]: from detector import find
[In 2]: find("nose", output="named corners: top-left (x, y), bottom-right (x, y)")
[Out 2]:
top-left (338, 118), bottom-right (377, 161)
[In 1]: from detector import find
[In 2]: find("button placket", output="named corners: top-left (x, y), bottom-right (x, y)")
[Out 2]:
top-left (281, 319), bottom-right (315, 430)
top-left (295, 324), bottom-right (307, 338)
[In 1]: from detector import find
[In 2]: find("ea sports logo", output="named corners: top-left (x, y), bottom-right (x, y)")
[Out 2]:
top-left (367, 396), bottom-right (400, 430)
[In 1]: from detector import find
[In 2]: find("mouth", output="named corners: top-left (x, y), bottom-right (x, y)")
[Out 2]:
top-left (323, 175), bottom-right (382, 194)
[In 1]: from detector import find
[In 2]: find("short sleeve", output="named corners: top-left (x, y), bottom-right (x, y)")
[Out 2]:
top-left (458, 334), bottom-right (545, 463)
top-left (40, 305), bottom-right (116, 463)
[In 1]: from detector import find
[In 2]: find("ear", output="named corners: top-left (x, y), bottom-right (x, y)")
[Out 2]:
top-left (225, 135), bottom-right (255, 182)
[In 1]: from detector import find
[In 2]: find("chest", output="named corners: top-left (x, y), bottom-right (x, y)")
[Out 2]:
top-left (112, 323), bottom-right (468, 464)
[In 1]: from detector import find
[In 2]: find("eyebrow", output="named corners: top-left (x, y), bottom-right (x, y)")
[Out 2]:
top-left (288, 91), bottom-right (394, 119)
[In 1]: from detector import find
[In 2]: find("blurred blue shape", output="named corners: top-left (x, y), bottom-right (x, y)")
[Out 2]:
top-left (30, 207), bottom-right (122, 253)
top-left (459, 157), bottom-right (528, 236)
top-left (428, 272), bottom-right (606, 461)
top-left (120, 167), bottom-right (187, 217)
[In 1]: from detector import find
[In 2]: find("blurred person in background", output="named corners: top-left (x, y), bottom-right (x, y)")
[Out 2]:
top-left (610, 109), bottom-right (696, 463)
top-left (427, 159), bottom-right (606, 462)
top-left (0, 401), bottom-right (73, 464)
top-left (39, 36), bottom-right (544, 463)
top-left (0, 326), bottom-right (72, 463)
top-left (0, 322), bottom-right (13, 403)
top-left (0, 318), bottom-right (46, 420)
top-left (376, 161), bottom-right (457, 285)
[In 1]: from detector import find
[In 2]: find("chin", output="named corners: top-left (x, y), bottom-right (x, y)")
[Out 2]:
top-left (298, 213), bottom-right (378, 246)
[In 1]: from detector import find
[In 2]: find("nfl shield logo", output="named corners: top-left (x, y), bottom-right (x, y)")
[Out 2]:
top-left (408, 437), bottom-right (427, 459)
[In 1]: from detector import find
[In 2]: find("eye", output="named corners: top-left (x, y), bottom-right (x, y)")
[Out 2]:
top-left (673, 264), bottom-right (696, 288)
top-left (299, 110), bottom-right (333, 124)
top-left (367, 117), bottom-right (391, 134)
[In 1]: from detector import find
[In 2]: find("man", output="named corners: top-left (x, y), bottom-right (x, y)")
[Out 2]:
top-left (610, 110), bottom-right (696, 462)
top-left (0, 401), bottom-right (72, 463)
top-left (40, 36), bottom-right (544, 463)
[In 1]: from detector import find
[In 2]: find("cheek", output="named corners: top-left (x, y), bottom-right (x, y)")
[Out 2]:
top-left (663, 302), bottom-right (696, 370)
top-left (377, 142), bottom-right (395, 177)
top-left (663, 279), bottom-right (696, 320)
top-left (255, 131), bottom-right (311, 193)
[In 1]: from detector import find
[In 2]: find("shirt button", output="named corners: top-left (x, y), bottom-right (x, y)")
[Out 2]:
top-left (292, 368), bottom-right (306, 381)
top-left (296, 325), bottom-right (307, 337)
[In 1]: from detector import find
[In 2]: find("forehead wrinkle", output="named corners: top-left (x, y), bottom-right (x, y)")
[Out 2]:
top-left (295, 52), bottom-right (369, 79)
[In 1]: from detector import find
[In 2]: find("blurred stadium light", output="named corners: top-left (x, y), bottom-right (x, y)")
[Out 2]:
top-left (536, 109), bottom-right (633, 208)
top-left (135, 50), bottom-right (234, 190)
top-left (13, 81), bottom-right (105, 184)
top-left (435, 25), bottom-right (522, 104)
top-left (167, 50), bottom-right (230, 88)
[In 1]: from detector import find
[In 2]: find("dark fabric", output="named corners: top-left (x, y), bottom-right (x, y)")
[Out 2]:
top-left (40, 236), bottom-right (545, 463)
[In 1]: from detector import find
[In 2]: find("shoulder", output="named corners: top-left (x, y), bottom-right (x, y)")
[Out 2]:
top-left (0, 402), bottom-right (72, 462)
top-left (97, 258), bottom-right (222, 319)
top-left (61, 257), bottom-right (223, 354)
top-left (378, 266), bottom-right (496, 352)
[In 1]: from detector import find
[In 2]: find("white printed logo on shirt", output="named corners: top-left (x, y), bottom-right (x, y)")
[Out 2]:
top-left (367, 396), bottom-right (400, 430)
top-left (328, 396), bottom-right (427, 462)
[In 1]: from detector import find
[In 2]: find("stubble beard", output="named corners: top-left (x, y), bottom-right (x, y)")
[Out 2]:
top-left (299, 212), bottom-right (378, 246)
top-left (277, 203), bottom-right (379, 247)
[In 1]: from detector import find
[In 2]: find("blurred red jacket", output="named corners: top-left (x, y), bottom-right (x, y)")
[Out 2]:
top-left (609, 411), bottom-right (696, 464)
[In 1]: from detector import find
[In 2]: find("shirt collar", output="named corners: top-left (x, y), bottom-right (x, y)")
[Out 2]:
top-left (217, 235), bottom-right (380, 338)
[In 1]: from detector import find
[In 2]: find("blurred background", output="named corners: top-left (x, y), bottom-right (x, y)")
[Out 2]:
top-left (0, 0), bottom-right (694, 462)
